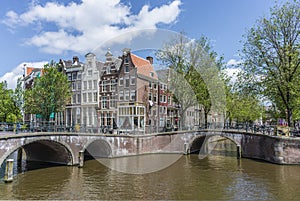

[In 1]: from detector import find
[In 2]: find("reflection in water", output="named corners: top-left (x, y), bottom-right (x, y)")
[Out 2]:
top-left (0, 139), bottom-right (299, 200)
top-left (1, 153), bottom-right (300, 200)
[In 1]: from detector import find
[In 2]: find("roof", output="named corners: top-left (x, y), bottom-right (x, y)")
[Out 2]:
top-left (26, 67), bottom-right (43, 76)
top-left (130, 54), bottom-right (158, 80)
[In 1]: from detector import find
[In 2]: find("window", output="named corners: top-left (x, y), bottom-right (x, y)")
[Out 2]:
top-left (149, 82), bottom-right (152, 89)
top-left (77, 94), bottom-right (81, 104)
top-left (168, 96), bottom-right (171, 104)
top-left (93, 80), bottom-right (97, 90)
top-left (72, 94), bottom-right (76, 104)
top-left (102, 96), bottom-right (108, 109)
top-left (83, 93), bottom-right (87, 102)
top-left (163, 95), bottom-right (167, 103)
top-left (131, 90), bottom-right (136, 100)
top-left (153, 94), bottom-right (157, 102)
top-left (150, 72), bottom-right (154, 77)
top-left (102, 80), bottom-right (108, 92)
top-left (106, 66), bottom-right (111, 74)
top-left (110, 96), bottom-right (116, 108)
top-left (72, 72), bottom-right (77, 80)
top-left (84, 81), bottom-right (87, 90)
top-left (93, 92), bottom-right (97, 102)
top-left (125, 65), bottom-right (129, 73)
top-left (88, 92), bottom-right (92, 102)
top-left (119, 77), bottom-right (124, 86)
top-left (153, 83), bottom-right (157, 90)
top-left (119, 91), bottom-right (124, 101)
top-left (72, 82), bottom-right (76, 91)
top-left (88, 70), bottom-right (92, 76)
top-left (125, 90), bottom-right (129, 101)
top-left (149, 92), bottom-right (152, 101)
top-left (88, 80), bottom-right (92, 89)
top-left (77, 73), bottom-right (81, 79)
top-left (130, 77), bottom-right (135, 85)
top-left (68, 74), bottom-right (72, 81)
top-left (107, 113), bottom-right (111, 126)
top-left (160, 95), bottom-right (162, 103)
top-left (101, 113), bottom-right (105, 126)
top-left (77, 82), bottom-right (81, 90)
top-left (125, 78), bottom-right (130, 87)
top-left (111, 79), bottom-right (116, 92)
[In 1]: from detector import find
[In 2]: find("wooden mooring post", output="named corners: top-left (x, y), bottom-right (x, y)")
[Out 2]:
top-left (4, 159), bottom-right (14, 183)
top-left (237, 145), bottom-right (241, 159)
top-left (78, 150), bottom-right (84, 168)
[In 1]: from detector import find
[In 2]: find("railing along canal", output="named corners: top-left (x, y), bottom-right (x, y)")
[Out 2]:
top-left (1, 121), bottom-right (300, 137)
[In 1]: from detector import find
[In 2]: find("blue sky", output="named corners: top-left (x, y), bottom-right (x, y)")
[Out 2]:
top-left (0, 0), bottom-right (290, 88)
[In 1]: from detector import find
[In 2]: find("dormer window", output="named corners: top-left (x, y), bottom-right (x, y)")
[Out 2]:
top-left (150, 72), bottom-right (154, 77)
top-left (107, 66), bottom-right (111, 74)
top-left (125, 65), bottom-right (129, 73)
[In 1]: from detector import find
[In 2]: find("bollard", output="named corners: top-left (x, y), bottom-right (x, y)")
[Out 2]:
top-left (78, 150), bottom-right (84, 168)
top-left (237, 145), bottom-right (241, 159)
top-left (4, 159), bottom-right (14, 183)
top-left (184, 143), bottom-right (189, 154)
top-left (17, 149), bottom-right (23, 166)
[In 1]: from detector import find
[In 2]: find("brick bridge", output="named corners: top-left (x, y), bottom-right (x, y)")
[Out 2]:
top-left (1, 130), bottom-right (300, 168)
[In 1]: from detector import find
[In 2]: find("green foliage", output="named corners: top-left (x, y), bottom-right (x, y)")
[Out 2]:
top-left (226, 90), bottom-right (262, 123)
top-left (24, 62), bottom-right (71, 121)
top-left (157, 33), bottom-right (226, 128)
top-left (0, 81), bottom-right (22, 122)
top-left (239, 0), bottom-right (300, 126)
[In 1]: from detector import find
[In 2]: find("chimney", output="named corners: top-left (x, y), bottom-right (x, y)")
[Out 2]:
top-left (73, 56), bottom-right (79, 64)
top-left (146, 56), bottom-right (153, 64)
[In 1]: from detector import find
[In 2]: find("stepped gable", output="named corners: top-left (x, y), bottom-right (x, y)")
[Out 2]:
top-left (130, 53), bottom-right (158, 80)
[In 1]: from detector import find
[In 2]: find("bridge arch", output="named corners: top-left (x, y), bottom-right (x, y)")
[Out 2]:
top-left (83, 139), bottom-right (113, 159)
top-left (188, 133), bottom-right (240, 154)
top-left (0, 139), bottom-right (75, 167)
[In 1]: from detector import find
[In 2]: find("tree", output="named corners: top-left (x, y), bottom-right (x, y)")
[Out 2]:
top-left (239, 0), bottom-right (300, 127)
top-left (0, 81), bottom-right (22, 122)
top-left (157, 33), bottom-right (225, 128)
top-left (14, 77), bottom-right (24, 114)
top-left (24, 62), bottom-right (71, 122)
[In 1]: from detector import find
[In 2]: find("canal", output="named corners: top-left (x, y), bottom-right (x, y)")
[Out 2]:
top-left (1, 151), bottom-right (300, 200)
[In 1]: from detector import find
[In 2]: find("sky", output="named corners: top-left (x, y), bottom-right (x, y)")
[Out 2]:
top-left (0, 0), bottom-right (291, 89)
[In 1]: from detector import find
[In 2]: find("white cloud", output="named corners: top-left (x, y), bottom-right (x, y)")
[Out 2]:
top-left (2, 0), bottom-right (182, 54)
top-left (0, 61), bottom-right (48, 89)
top-left (226, 59), bottom-right (242, 67)
top-left (223, 67), bottom-right (241, 83)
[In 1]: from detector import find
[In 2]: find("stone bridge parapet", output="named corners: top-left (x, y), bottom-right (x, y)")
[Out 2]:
top-left (1, 130), bottom-right (300, 167)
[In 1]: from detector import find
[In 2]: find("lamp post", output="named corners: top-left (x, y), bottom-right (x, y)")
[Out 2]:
top-left (22, 64), bottom-right (26, 124)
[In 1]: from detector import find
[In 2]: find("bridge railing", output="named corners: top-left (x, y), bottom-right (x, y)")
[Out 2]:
top-left (203, 122), bottom-right (300, 137)
top-left (1, 121), bottom-right (300, 137)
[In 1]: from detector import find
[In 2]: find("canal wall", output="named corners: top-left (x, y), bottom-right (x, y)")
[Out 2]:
top-left (1, 131), bottom-right (300, 167)
top-left (241, 134), bottom-right (300, 164)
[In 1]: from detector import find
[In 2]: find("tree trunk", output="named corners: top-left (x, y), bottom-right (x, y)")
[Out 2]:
top-left (287, 107), bottom-right (293, 127)
top-left (204, 112), bottom-right (208, 129)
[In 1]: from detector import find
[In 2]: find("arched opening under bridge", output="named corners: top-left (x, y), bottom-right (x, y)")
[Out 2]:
top-left (188, 135), bottom-right (241, 158)
top-left (84, 140), bottom-right (112, 161)
top-left (0, 139), bottom-right (74, 179)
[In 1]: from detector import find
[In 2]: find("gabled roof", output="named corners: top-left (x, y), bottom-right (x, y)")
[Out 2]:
top-left (130, 54), bottom-right (158, 80)
top-left (131, 54), bottom-right (151, 67)
top-left (26, 67), bottom-right (42, 76)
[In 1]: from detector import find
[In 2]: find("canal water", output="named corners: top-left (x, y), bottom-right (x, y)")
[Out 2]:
top-left (1, 152), bottom-right (300, 200)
